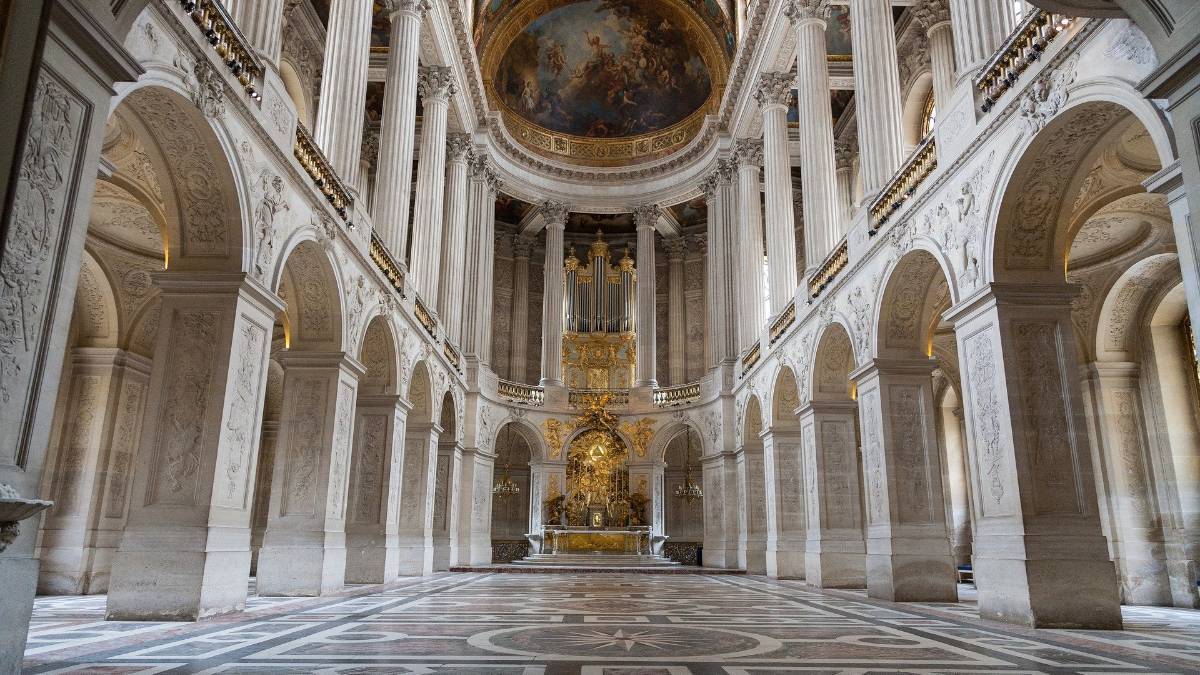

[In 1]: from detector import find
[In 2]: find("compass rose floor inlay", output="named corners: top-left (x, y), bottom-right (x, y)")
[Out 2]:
top-left (22, 572), bottom-right (1200, 673)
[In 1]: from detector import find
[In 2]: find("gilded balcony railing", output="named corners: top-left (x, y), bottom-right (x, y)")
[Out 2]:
top-left (977, 10), bottom-right (1073, 113)
top-left (176, 0), bottom-right (264, 101)
top-left (740, 342), bottom-right (761, 374)
top-left (868, 135), bottom-right (937, 234)
top-left (769, 301), bottom-right (796, 345)
top-left (568, 388), bottom-right (630, 408)
top-left (294, 122), bottom-right (353, 221)
top-left (652, 382), bottom-right (702, 408)
top-left (369, 232), bottom-right (406, 297)
top-left (413, 297), bottom-right (437, 337)
top-left (808, 239), bottom-right (849, 300)
top-left (498, 380), bottom-right (545, 406)
top-left (443, 342), bottom-right (462, 372)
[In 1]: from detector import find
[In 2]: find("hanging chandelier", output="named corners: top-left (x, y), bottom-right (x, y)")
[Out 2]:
top-left (674, 432), bottom-right (703, 503)
top-left (493, 427), bottom-right (520, 498)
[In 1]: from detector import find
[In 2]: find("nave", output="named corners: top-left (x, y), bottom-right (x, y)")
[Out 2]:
top-left (22, 573), bottom-right (1200, 673)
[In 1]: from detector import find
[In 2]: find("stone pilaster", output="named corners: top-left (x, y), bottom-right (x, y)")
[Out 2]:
top-left (700, 160), bottom-right (738, 368)
top-left (762, 428), bottom-right (806, 578)
top-left (755, 73), bottom-right (798, 316)
top-left (226, 0), bottom-right (286, 66)
top-left (701, 453), bottom-right (733, 568)
top-left (462, 156), bottom-right (501, 365)
top-left (949, 0), bottom-right (1015, 80)
top-left (736, 445), bottom-right (767, 573)
top-left (432, 439), bottom-right (462, 570)
top-left (665, 237), bottom-right (688, 385)
top-left (313, 0), bottom-right (373, 188)
top-left (344, 394), bottom-right (410, 584)
top-left (945, 284), bottom-right (1122, 628)
top-left (634, 204), bottom-right (661, 388)
top-left (799, 401), bottom-right (867, 587)
top-left (785, 0), bottom-right (841, 272)
top-left (509, 236), bottom-right (534, 380)
top-left (539, 201), bottom-right (569, 386)
top-left (914, 0), bottom-right (956, 114)
top-left (455, 447), bottom-right (496, 565)
top-left (107, 274), bottom-right (284, 619)
top-left (733, 139), bottom-right (765, 351)
top-left (373, 0), bottom-right (430, 263)
top-left (409, 66), bottom-right (456, 306)
top-left (438, 134), bottom-right (474, 342)
top-left (257, 351), bottom-right (365, 597)
top-left (397, 421), bottom-right (442, 575)
top-left (849, 0), bottom-right (905, 196)
top-left (851, 358), bottom-right (957, 602)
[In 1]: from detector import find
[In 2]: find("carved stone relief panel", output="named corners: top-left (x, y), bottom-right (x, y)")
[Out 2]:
top-left (351, 413), bottom-right (389, 526)
top-left (327, 381), bottom-right (355, 520)
top-left (819, 419), bottom-right (856, 530)
top-left (218, 320), bottom-right (268, 509)
top-left (963, 329), bottom-right (1010, 517)
top-left (104, 379), bottom-right (146, 519)
top-left (50, 375), bottom-right (104, 517)
top-left (281, 377), bottom-right (328, 517)
top-left (888, 384), bottom-right (936, 524)
top-left (432, 453), bottom-right (451, 532)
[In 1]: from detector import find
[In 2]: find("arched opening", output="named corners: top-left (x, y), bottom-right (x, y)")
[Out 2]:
top-left (738, 394), bottom-right (767, 573)
top-left (397, 361), bottom-right (436, 575)
top-left (490, 422), bottom-right (534, 563)
top-left (279, 60), bottom-right (312, 128)
top-left (901, 72), bottom-right (934, 150)
top-left (765, 366), bottom-right (805, 578)
top-left (433, 390), bottom-right (460, 571)
top-left (663, 426), bottom-right (704, 566)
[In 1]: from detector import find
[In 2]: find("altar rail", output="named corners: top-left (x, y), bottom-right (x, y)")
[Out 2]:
top-left (653, 382), bottom-right (702, 408)
top-left (976, 10), bottom-right (1074, 113)
top-left (174, 0), bottom-right (263, 101)
top-left (498, 380), bottom-right (545, 406)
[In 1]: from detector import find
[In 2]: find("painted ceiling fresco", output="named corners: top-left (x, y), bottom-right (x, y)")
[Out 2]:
top-left (492, 0), bottom-right (714, 139)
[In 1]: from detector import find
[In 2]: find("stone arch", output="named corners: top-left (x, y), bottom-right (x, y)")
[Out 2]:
top-left (811, 323), bottom-right (856, 402)
top-left (901, 71), bottom-right (934, 148)
top-left (987, 94), bottom-right (1172, 284)
top-left (875, 249), bottom-right (953, 360)
top-left (70, 250), bottom-right (121, 349)
top-left (491, 420), bottom-right (536, 553)
top-left (357, 315), bottom-right (400, 397)
top-left (1094, 252), bottom-right (1182, 363)
top-left (278, 60), bottom-right (312, 127)
top-left (276, 240), bottom-right (344, 352)
top-left (407, 360), bottom-right (434, 425)
top-left (652, 419), bottom-right (703, 462)
top-left (116, 85), bottom-right (248, 272)
top-left (766, 363), bottom-right (801, 430)
top-left (740, 394), bottom-right (764, 448)
top-left (662, 424), bottom-right (705, 557)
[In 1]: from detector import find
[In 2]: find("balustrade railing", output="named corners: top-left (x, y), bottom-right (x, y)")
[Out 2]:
top-left (443, 342), bottom-right (462, 372)
top-left (294, 123), bottom-right (353, 222)
top-left (174, 0), bottom-right (264, 101)
top-left (369, 232), bottom-right (406, 297)
top-left (769, 301), bottom-right (796, 345)
top-left (868, 135), bottom-right (937, 234)
top-left (413, 297), bottom-right (437, 337)
top-left (568, 388), bottom-right (630, 408)
top-left (652, 382), bottom-right (702, 408)
top-left (977, 10), bottom-right (1074, 113)
top-left (808, 239), bottom-right (849, 300)
top-left (498, 380), bottom-right (546, 406)
top-left (740, 342), bottom-right (761, 375)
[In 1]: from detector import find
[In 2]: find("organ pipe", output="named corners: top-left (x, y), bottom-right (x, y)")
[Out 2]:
top-left (563, 231), bottom-right (636, 335)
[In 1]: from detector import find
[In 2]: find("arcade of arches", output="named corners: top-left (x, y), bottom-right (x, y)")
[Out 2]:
top-left (5, 0), bottom-right (1200, 671)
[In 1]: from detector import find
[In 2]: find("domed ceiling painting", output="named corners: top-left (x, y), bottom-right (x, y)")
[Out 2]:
top-left (480, 0), bottom-right (731, 167)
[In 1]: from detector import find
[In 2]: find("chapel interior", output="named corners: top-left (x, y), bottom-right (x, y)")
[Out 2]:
top-left (4, 0), bottom-right (1200, 671)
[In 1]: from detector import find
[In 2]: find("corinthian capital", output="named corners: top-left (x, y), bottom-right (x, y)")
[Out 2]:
top-left (913, 0), bottom-right (951, 31)
top-left (418, 65), bottom-right (457, 102)
top-left (470, 154), bottom-right (501, 194)
top-left (733, 138), bottom-right (764, 167)
top-left (542, 200), bottom-right (570, 229)
top-left (383, 0), bottom-right (431, 19)
top-left (446, 133), bottom-right (474, 162)
top-left (834, 140), bottom-right (854, 170)
top-left (632, 204), bottom-right (662, 230)
top-left (754, 72), bottom-right (794, 109)
top-left (783, 0), bottom-right (831, 24)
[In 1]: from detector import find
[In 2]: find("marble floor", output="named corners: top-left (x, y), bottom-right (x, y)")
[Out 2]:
top-left (22, 573), bottom-right (1200, 673)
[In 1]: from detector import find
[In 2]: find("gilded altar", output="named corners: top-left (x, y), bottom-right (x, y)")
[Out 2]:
top-left (562, 331), bottom-right (635, 389)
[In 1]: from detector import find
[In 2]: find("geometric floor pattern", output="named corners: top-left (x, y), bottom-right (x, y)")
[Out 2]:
top-left (23, 572), bottom-right (1200, 673)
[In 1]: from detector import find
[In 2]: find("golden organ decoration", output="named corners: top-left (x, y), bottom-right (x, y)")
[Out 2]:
top-left (562, 231), bottom-right (636, 390)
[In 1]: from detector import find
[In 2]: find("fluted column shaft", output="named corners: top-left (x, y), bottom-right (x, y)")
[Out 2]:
top-left (373, 1), bottom-right (427, 263)
top-left (834, 142), bottom-right (854, 231)
top-left (666, 239), bottom-right (687, 385)
top-left (928, 22), bottom-right (956, 111)
top-left (462, 157), bottom-right (501, 365)
top-left (790, 8), bottom-right (841, 272)
top-left (701, 161), bottom-right (738, 368)
top-left (849, 0), bottom-right (905, 196)
top-left (539, 203), bottom-right (569, 386)
top-left (409, 67), bottom-right (456, 307)
top-left (438, 135), bottom-right (473, 342)
top-left (313, 0), bottom-right (373, 187)
top-left (226, 0), bottom-right (285, 66)
top-left (949, 0), bottom-right (1015, 79)
top-left (634, 205), bottom-right (660, 387)
top-left (509, 237), bottom-right (533, 381)
top-left (756, 74), bottom-right (799, 316)
top-left (734, 140), bottom-right (765, 350)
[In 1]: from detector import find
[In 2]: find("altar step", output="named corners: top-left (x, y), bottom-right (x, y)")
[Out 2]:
top-left (451, 552), bottom-right (745, 575)
top-left (515, 553), bottom-right (681, 567)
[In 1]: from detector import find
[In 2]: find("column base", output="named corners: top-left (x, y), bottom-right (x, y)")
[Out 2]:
top-left (467, 533), bottom-right (492, 566)
top-left (805, 550), bottom-right (867, 588)
top-left (107, 530), bottom-right (250, 620)
top-left (256, 535), bottom-right (347, 597)
top-left (702, 546), bottom-right (734, 569)
top-left (37, 544), bottom-right (115, 595)
top-left (1118, 548), bottom-right (1173, 606)
top-left (743, 547), bottom-right (767, 575)
top-left (344, 533), bottom-right (399, 585)
top-left (866, 552), bottom-right (958, 602)
top-left (1167, 553), bottom-right (1200, 608)
top-left (975, 554), bottom-right (1123, 628)
top-left (0, 556), bottom-right (39, 673)
top-left (767, 538), bottom-right (806, 579)
top-left (396, 534), bottom-right (434, 576)
top-left (433, 537), bottom-right (456, 572)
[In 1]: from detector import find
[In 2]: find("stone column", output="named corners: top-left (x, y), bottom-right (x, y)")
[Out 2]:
top-left (944, 406), bottom-right (974, 567)
top-left (1082, 362), bottom-right (1173, 605)
top-left (409, 66), bottom-right (456, 306)
top-left (914, 0), bottom-right (957, 113)
top-left (949, 0), bottom-right (1015, 81)
top-left (852, 358), bottom-right (957, 602)
top-left (799, 401), bottom-right (867, 587)
top-left (762, 428), bottom-right (806, 578)
top-left (700, 160), bottom-right (738, 368)
top-left (785, 0), bottom-right (841, 272)
top-left (250, 421), bottom-right (279, 574)
top-left (438, 134), bottom-right (474, 342)
top-left (736, 445), bottom-right (769, 574)
top-left (945, 284), bottom-right (1122, 628)
top-left (633, 204), bottom-right (660, 387)
top-left (665, 238), bottom-right (687, 385)
top-left (733, 139), bottom-right (765, 350)
top-left (456, 447), bottom-right (496, 565)
top-left (432, 440), bottom-right (463, 570)
top-left (344, 395), bottom-right (410, 584)
top-left (397, 420), bottom-right (442, 575)
top-left (462, 156), bottom-right (502, 365)
top-left (37, 348), bottom-right (151, 595)
top-left (756, 73), bottom-right (799, 316)
top-left (257, 352), bottom-right (365, 597)
top-left (539, 201), bottom-right (569, 386)
top-left (834, 141), bottom-right (855, 232)
top-left (509, 235), bottom-right (534, 380)
top-left (849, 0), bottom-right (905, 196)
top-left (372, 0), bottom-right (429, 262)
top-left (107, 274), bottom-right (284, 620)
top-left (313, 0), bottom-right (373, 188)
top-left (701, 454), bottom-right (733, 568)
top-left (226, 0), bottom-right (286, 66)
